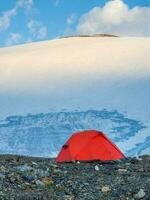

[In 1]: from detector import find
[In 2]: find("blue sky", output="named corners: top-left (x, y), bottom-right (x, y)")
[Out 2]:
top-left (0, 0), bottom-right (150, 47)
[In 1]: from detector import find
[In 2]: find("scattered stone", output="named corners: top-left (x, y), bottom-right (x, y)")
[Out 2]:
top-left (36, 169), bottom-right (49, 177)
top-left (84, 182), bottom-right (90, 186)
top-left (134, 189), bottom-right (146, 199)
top-left (0, 155), bottom-right (149, 199)
top-left (118, 168), bottom-right (127, 173)
top-left (16, 165), bottom-right (33, 172)
top-left (136, 156), bottom-right (143, 161)
top-left (31, 161), bottom-right (38, 166)
top-left (94, 165), bottom-right (99, 171)
top-left (77, 161), bottom-right (80, 164)
top-left (125, 162), bottom-right (131, 166)
top-left (53, 169), bottom-right (61, 173)
top-left (0, 173), bottom-right (5, 179)
top-left (41, 177), bottom-right (53, 185)
top-left (50, 163), bottom-right (58, 168)
top-left (101, 186), bottom-right (111, 193)
top-left (22, 175), bottom-right (36, 183)
top-left (0, 166), bottom-right (6, 172)
top-left (63, 195), bottom-right (74, 200)
top-left (35, 180), bottom-right (45, 187)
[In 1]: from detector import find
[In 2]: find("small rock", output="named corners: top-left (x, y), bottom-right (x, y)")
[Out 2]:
top-left (77, 161), bottom-right (80, 164)
top-left (9, 176), bottom-right (17, 183)
top-left (22, 175), bottom-right (36, 183)
top-left (35, 180), bottom-right (45, 187)
top-left (125, 162), bottom-right (130, 166)
top-left (53, 169), bottom-right (61, 173)
top-left (130, 158), bottom-right (139, 164)
top-left (36, 169), bottom-right (49, 177)
top-left (0, 173), bottom-right (5, 179)
top-left (136, 156), bottom-right (143, 161)
top-left (118, 168), bottom-right (127, 173)
top-left (32, 161), bottom-right (38, 166)
top-left (16, 165), bottom-right (33, 172)
top-left (41, 177), bottom-right (53, 185)
top-left (64, 195), bottom-right (74, 200)
top-left (50, 163), bottom-right (58, 168)
top-left (95, 165), bottom-right (99, 171)
top-left (101, 186), bottom-right (111, 193)
top-left (0, 166), bottom-right (6, 172)
top-left (84, 182), bottom-right (90, 186)
top-left (134, 189), bottom-right (146, 199)
top-left (138, 168), bottom-right (144, 172)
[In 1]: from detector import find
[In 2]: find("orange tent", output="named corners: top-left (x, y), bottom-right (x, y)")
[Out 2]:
top-left (56, 130), bottom-right (125, 162)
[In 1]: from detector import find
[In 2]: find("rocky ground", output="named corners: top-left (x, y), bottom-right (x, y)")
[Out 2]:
top-left (0, 155), bottom-right (149, 200)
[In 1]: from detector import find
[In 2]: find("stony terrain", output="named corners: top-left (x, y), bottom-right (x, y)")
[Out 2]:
top-left (0, 155), bottom-right (149, 200)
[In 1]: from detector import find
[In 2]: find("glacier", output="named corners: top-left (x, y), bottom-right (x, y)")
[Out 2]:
top-left (0, 109), bottom-right (148, 157)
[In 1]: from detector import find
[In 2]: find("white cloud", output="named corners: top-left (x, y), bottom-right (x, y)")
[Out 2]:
top-left (0, 8), bottom-right (17, 32)
top-left (15, 0), bottom-right (33, 11)
top-left (67, 13), bottom-right (77, 25)
top-left (53, 0), bottom-right (60, 7)
top-left (5, 33), bottom-right (22, 46)
top-left (77, 0), bottom-right (150, 36)
top-left (0, 0), bottom-right (34, 32)
top-left (16, 0), bottom-right (33, 9)
top-left (27, 20), bottom-right (47, 39)
top-left (0, 0), bottom-right (48, 46)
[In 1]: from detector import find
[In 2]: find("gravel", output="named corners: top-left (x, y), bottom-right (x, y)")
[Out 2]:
top-left (0, 155), bottom-right (149, 200)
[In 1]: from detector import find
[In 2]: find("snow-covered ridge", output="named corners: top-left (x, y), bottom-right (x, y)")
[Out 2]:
top-left (0, 37), bottom-right (150, 94)
top-left (0, 110), bottom-right (147, 157)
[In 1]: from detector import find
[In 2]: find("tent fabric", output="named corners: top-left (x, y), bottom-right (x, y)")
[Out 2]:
top-left (56, 130), bottom-right (125, 162)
